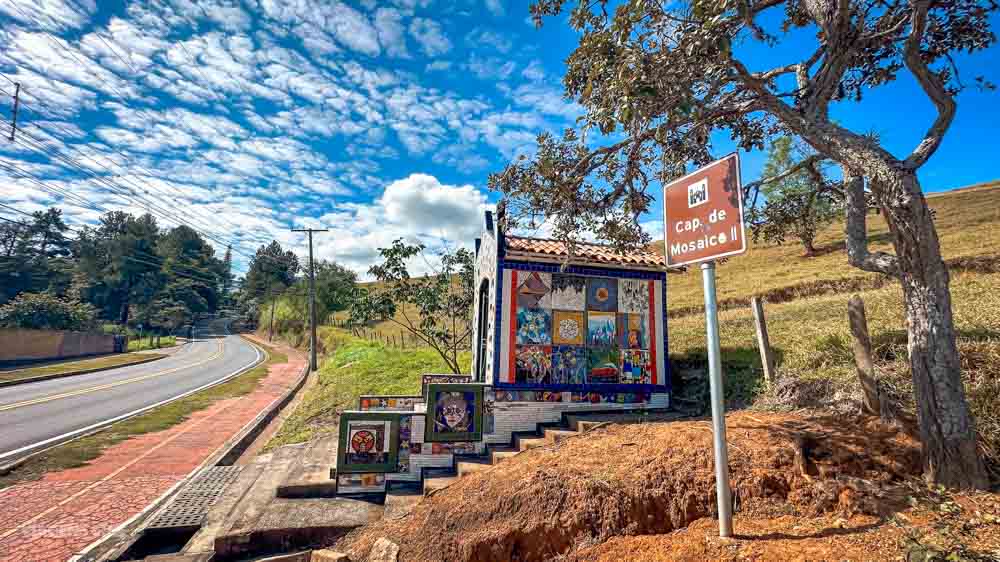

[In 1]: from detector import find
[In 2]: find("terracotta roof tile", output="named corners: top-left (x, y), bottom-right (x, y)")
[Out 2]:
top-left (504, 235), bottom-right (666, 268)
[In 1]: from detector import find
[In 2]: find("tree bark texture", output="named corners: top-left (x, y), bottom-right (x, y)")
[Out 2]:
top-left (877, 170), bottom-right (987, 489)
top-left (847, 295), bottom-right (882, 417)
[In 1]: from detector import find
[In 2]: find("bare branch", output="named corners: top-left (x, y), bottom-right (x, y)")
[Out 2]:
top-left (903, 0), bottom-right (957, 170)
top-left (843, 169), bottom-right (900, 277)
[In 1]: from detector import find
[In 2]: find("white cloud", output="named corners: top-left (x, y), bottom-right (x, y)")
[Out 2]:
top-left (521, 59), bottom-right (545, 81)
top-left (315, 173), bottom-right (488, 275)
top-left (0, 0), bottom-right (96, 32)
top-left (466, 28), bottom-right (512, 53)
top-left (425, 60), bottom-right (452, 72)
top-left (464, 54), bottom-right (516, 80)
top-left (485, 0), bottom-right (505, 16)
top-left (374, 8), bottom-right (410, 58)
top-left (409, 18), bottom-right (452, 56)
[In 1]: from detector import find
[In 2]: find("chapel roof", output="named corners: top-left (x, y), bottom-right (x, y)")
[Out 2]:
top-left (503, 235), bottom-right (669, 270)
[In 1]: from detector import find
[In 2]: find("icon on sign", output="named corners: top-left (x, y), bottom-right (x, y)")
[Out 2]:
top-left (688, 179), bottom-right (708, 208)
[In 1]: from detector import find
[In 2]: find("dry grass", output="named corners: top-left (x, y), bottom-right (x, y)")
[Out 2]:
top-left (664, 182), bottom-right (1000, 479)
top-left (658, 181), bottom-right (1000, 311)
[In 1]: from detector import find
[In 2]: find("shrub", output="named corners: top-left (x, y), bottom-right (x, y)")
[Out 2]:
top-left (0, 292), bottom-right (98, 331)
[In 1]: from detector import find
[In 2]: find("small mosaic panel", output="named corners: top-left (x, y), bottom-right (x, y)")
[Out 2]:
top-left (587, 311), bottom-right (616, 346)
top-left (516, 307), bottom-right (552, 345)
top-left (359, 395), bottom-right (422, 411)
top-left (515, 345), bottom-right (552, 384)
top-left (337, 412), bottom-right (400, 473)
top-left (424, 384), bottom-right (485, 443)
top-left (618, 279), bottom-right (649, 314)
top-left (588, 347), bottom-right (620, 384)
top-left (516, 271), bottom-right (552, 309)
top-left (552, 310), bottom-right (584, 345)
top-left (586, 277), bottom-right (618, 312)
top-left (422, 374), bottom-right (472, 386)
top-left (618, 313), bottom-right (648, 350)
top-left (336, 472), bottom-right (385, 494)
top-left (551, 345), bottom-right (588, 384)
top-left (621, 350), bottom-right (652, 384)
top-left (493, 389), bottom-right (567, 402)
top-left (550, 274), bottom-right (586, 310)
top-left (397, 415), bottom-right (413, 473)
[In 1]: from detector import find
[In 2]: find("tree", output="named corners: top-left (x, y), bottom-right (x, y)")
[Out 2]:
top-left (75, 211), bottom-right (163, 325)
top-left (221, 245), bottom-right (234, 308)
top-left (244, 241), bottom-right (300, 302)
top-left (748, 137), bottom-right (841, 256)
top-left (491, 0), bottom-right (995, 487)
top-left (313, 260), bottom-right (358, 317)
top-left (0, 292), bottom-right (97, 331)
top-left (0, 209), bottom-right (74, 303)
top-left (350, 239), bottom-right (474, 374)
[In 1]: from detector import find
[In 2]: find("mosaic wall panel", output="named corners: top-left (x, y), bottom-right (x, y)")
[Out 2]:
top-left (516, 307), bottom-right (551, 345)
top-left (505, 271), bottom-right (662, 389)
top-left (472, 228), bottom-right (498, 382)
top-left (550, 274), bottom-right (586, 310)
top-left (552, 310), bottom-right (584, 345)
top-left (515, 345), bottom-right (552, 384)
top-left (424, 384), bottom-right (485, 443)
top-left (337, 412), bottom-right (400, 473)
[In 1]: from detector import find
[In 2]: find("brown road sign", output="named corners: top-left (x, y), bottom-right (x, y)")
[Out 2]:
top-left (662, 153), bottom-right (747, 267)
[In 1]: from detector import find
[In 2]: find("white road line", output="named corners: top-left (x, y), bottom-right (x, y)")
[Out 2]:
top-left (0, 324), bottom-right (263, 462)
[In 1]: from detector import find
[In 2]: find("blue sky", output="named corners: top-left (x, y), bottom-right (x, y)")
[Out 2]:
top-left (0, 1), bottom-right (996, 276)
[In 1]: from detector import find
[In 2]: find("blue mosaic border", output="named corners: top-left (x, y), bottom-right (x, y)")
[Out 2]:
top-left (492, 258), bottom-right (671, 395)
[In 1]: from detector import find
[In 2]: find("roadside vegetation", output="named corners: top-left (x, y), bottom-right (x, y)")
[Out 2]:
top-left (127, 335), bottom-right (177, 352)
top-left (265, 327), bottom-right (471, 450)
top-left (0, 352), bottom-right (165, 385)
top-left (0, 339), bottom-right (280, 489)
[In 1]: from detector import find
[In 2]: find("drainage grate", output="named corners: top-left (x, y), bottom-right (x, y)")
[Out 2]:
top-left (146, 466), bottom-right (244, 530)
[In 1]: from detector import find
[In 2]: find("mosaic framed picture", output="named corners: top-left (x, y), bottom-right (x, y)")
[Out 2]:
top-left (424, 383), bottom-right (485, 443)
top-left (337, 412), bottom-right (400, 473)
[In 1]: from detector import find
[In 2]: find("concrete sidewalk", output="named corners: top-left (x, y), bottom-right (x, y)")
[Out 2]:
top-left (0, 336), bottom-right (306, 562)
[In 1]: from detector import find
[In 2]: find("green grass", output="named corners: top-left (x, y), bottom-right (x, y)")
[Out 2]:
top-left (0, 352), bottom-right (166, 384)
top-left (264, 327), bottom-right (472, 450)
top-left (0, 339), bottom-right (284, 489)
top-left (127, 335), bottom-right (177, 352)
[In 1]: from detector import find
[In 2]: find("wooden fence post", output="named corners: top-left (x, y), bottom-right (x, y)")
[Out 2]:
top-left (750, 296), bottom-right (776, 385)
top-left (847, 295), bottom-right (882, 416)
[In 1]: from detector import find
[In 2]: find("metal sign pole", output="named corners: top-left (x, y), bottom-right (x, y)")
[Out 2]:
top-left (701, 260), bottom-right (733, 537)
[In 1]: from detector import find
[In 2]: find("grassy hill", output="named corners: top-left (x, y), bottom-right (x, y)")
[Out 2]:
top-left (664, 182), bottom-right (1000, 475)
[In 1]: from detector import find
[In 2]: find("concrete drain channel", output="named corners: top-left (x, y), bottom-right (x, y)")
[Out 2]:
top-left (117, 465), bottom-right (243, 560)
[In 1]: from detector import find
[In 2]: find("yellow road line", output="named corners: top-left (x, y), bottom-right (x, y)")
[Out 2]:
top-left (0, 340), bottom-right (224, 413)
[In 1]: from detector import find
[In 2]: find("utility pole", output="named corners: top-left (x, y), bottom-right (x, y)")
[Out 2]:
top-left (9, 82), bottom-right (20, 142)
top-left (292, 228), bottom-right (328, 372)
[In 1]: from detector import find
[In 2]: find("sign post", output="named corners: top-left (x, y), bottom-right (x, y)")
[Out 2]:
top-left (663, 153), bottom-right (746, 538)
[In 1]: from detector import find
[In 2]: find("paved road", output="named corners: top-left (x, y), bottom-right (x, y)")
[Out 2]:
top-left (0, 318), bottom-right (262, 462)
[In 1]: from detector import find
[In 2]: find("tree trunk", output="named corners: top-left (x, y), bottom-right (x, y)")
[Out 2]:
top-left (801, 237), bottom-right (816, 257)
top-left (878, 171), bottom-right (987, 489)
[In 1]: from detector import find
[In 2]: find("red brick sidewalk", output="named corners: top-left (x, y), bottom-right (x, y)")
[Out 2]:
top-left (0, 335), bottom-right (306, 562)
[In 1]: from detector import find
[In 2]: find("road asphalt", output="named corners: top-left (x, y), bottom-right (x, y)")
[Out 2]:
top-left (0, 318), bottom-right (261, 462)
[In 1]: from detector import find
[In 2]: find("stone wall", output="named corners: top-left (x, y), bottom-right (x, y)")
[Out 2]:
top-left (0, 328), bottom-right (121, 365)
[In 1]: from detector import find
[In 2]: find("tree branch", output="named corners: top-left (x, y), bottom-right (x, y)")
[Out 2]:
top-left (843, 168), bottom-right (900, 277)
top-left (902, 0), bottom-right (956, 170)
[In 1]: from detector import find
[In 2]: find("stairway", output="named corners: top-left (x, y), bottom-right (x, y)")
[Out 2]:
top-left (415, 409), bottom-right (686, 497)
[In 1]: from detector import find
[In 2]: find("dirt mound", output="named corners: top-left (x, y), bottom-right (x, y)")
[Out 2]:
top-left (335, 412), bottom-right (922, 562)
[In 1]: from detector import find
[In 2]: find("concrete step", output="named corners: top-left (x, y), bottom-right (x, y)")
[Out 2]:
top-left (383, 491), bottom-right (422, 520)
top-left (516, 436), bottom-right (547, 452)
top-left (491, 449), bottom-right (519, 464)
top-left (456, 460), bottom-right (491, 477)
top-left (275, 435), bottom-right (338, 499)
top-left (190, 441), bottom-right (382, 561)
top-left (423, 476), bottom-right (458, 496)
top-left (543, 428), bottom-right (578, 443)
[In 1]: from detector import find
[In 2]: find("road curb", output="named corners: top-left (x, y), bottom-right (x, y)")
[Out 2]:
top-left (73, 337), bottom-right (311, 562)
top-left (0, 353), bottom-right (169, 389)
